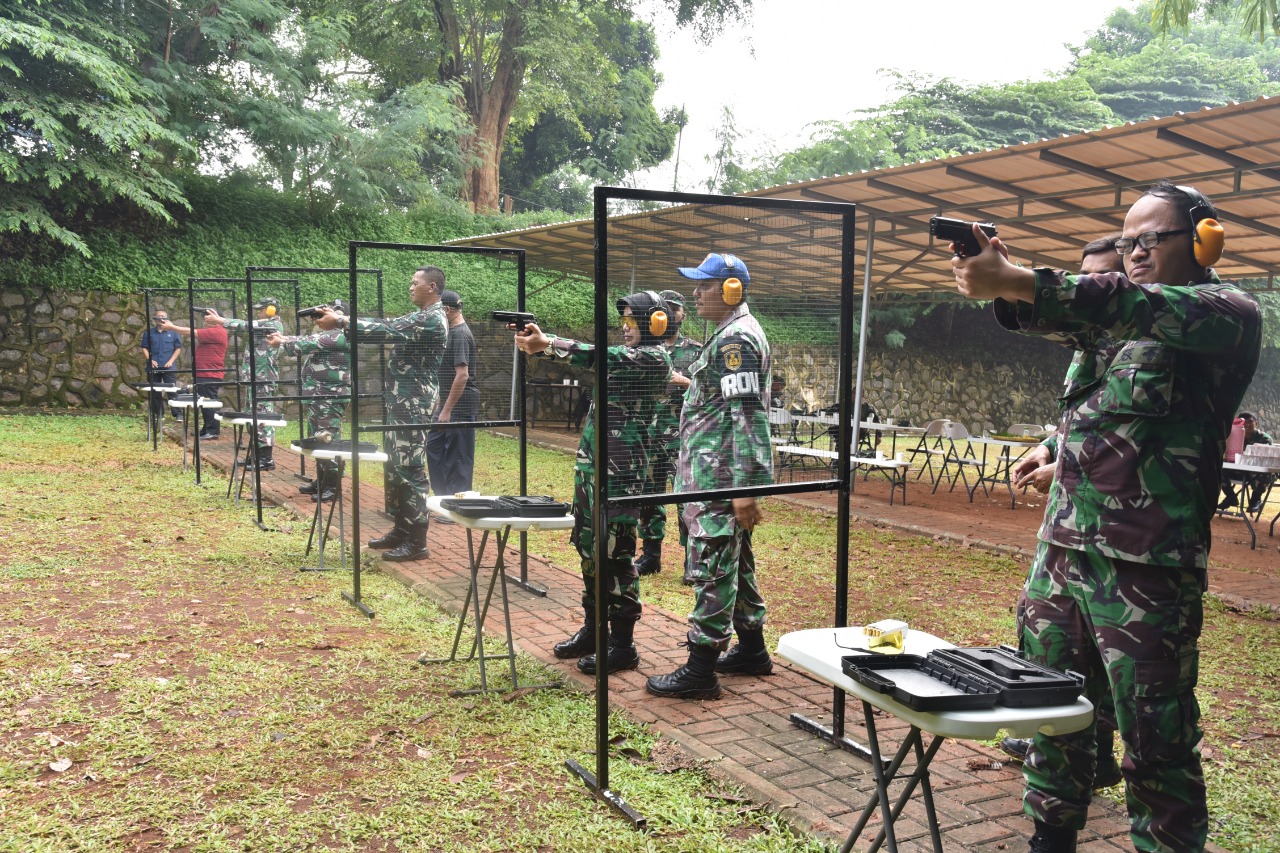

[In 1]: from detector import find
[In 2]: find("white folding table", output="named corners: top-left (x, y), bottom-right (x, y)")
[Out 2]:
top-left (289, 442), bottom-right (387, 572)
top-left (216, 411), bottom-right (287, 503)
top-left (778, 627), bottom-right (1093, 853)
top-left (420, 496), bottom-right (571, 695)
top-left (168, 393), bottom-right (223, 474)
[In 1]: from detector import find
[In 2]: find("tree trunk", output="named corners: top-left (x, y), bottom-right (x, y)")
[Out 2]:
top-left (434, 0), bottom-right (528, 213)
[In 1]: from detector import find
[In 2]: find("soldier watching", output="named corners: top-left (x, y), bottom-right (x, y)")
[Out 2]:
top-left (512, 293), bottom-right (673, 675)
top-left (646, 253), bottom-right (775, 701)
top-left (635, 289), bottom-right (701, 577)
top-left (265, 298), bottom-right (350, 503)
top-left (950, 182), bottom-right (1261, 853)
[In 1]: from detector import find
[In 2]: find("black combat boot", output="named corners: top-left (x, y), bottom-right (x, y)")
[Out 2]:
top-left (313, 465), bottom-right (341, 503)
top-left (247, 445), bottom-right (275, 471)
top-left (715, 628), bottom-right (773, 675)
top-left (382, 523), bottom-right (429, 561)
top-left (634, 539), bottom-right (662, 576)
top-left (553, 606), bottom-right (596, 659)
top-left (1094, 723), bottom-right (1123, 789)
top-left (646, 643), bottom-right (722, 700)
top-left (577, 618), bottom-right (640, 674)
top-left (298, 478), bottom-right (319, 495)
top-left (1001, 737), bottom-right (1031, 763)
top-left (1028, 820), bottom-right (1077, 853)
top-left (367, 519), bottom-right (408, 550)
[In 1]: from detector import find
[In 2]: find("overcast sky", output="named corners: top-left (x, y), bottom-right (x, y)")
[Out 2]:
top-left (637, 0), bottom-right (1139, 191)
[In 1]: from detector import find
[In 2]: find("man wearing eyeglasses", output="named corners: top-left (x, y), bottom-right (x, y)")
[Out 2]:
top-left (951, 182), bottom-right (1261, 853)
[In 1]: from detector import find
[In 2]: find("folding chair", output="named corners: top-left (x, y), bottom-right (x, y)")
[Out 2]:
top-left (934, 421), bottom-right (987, 499)
top-left (908, 419), bottom-right (950, 485)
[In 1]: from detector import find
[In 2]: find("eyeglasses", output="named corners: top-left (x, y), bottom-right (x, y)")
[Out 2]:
top-left (619, 316), bottom-right (638, 332)
top-left (1113, 229), bottom-right (1191, 255)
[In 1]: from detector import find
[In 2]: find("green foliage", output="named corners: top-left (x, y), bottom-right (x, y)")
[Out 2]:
top-left (1149, 0), bottom-right (1280, 42)
top-left (0, 0), bottom-right (192, 256)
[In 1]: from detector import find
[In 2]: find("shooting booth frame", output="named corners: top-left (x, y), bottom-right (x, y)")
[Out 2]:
top-left (566, 186), bottom-right (860, 829)
top-left (343, 242), bottom-right (529, 618)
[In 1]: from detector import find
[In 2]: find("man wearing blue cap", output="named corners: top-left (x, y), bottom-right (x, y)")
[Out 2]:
top-left (647, 253), bottom-right (774, 700)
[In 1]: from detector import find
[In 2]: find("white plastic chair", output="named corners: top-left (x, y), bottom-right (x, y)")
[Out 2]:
top-left (1006, 423), bottom-right (1044, 438)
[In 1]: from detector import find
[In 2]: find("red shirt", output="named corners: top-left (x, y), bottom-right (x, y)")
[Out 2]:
top-left (194, 325), bottom-right (228, 380)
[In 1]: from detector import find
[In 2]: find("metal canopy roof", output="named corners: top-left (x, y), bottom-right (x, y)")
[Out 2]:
top-left (448, 96), bottom-right (1280, 297)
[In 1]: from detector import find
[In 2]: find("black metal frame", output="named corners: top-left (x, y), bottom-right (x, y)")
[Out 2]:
top-left (571, 186), bottom-right (858, 829)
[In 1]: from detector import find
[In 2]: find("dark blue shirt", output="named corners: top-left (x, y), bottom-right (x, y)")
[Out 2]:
top-left (141, 328), bottom-right (182, 368)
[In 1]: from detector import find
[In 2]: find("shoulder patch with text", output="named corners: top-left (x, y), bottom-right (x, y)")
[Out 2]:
top-left (716, 335), bottom-right (761, 400)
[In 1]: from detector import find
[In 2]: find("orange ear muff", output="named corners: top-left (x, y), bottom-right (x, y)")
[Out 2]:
top-left (649, 309), bottom-right (668, 338)
top-left (1193, 218), bottom-right (1224, 267)
top-left (265, 304), bottom-right (277, 317)
top-left (722, 277), bottom-right (743, 305)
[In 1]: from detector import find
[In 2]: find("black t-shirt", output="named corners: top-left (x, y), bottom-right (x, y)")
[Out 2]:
top-left (437, 321), bottom-right (480, 417)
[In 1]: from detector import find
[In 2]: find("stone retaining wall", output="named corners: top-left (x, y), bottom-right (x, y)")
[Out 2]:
top-left (1, 288), bottom-right (1275, 430)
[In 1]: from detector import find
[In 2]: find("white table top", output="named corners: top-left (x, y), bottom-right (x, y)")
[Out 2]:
top-left (777, 627), bottom-right (1093, 740)
top-left (288, 442), bottom-right (386, 463)
top-left (218, 413), bottom-right (286, 426)
top-left (967, 436), bottom-right (1043, 450)
top-left (169, 397), bottom-right (223, 409)
top-left (1224, 459), bottom-right (1280, 474)
top-left (136, 384), bottom-right (181, 392)
top-left (859, 421), bottom-right (924, 434)
top-left (426, 495), bottom-right (574, 532)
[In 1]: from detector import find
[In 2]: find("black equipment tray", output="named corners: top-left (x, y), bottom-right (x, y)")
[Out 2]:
top-left (496, 495), bottom-right (570, 517)
top-left (291, 438), bottom-right (378, 454)
top-left (930, 646), bottom-right (1083, 708)
top-left (841, 654), bottom-right (1001, 711)
top-left (439, 498), bottom-right (506, 518)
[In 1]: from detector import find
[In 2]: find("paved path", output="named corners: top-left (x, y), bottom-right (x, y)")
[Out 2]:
top-left (185, 428), bottom-right (1245, 852)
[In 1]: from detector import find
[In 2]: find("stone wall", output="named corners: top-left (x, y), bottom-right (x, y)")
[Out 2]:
top-left (1, 288), bottom-right (1275, 430)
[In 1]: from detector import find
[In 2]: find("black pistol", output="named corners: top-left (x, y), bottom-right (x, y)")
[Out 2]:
top-left (296, 305), bottom-right (328, 320)
top-left (191, 307), bottom-right (215, 316)
top-left (491, 310), bottom-right (538, 331)
top-left (929, 216), bottom-right (997, 257)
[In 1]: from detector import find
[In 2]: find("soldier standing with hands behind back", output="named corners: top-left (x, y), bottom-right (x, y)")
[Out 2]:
top-left (647, 253), bottom-right (774, 701)
top-left (950, 183), bottom-right (1261, 853)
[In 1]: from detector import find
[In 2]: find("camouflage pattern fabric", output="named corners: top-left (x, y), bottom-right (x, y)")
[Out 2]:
top-left (994, 269), bottom-right (1262, 568)
top-left (349, 305), bottom-right (448, 525)
top-left (280, 329), bottom-right (350, 475)
top-left (639, 332), bottom-right (702, 542)
top-left (543, 335), bottom-right (671, 617)
top-left (993, 269), bottom-right (1260, 851)
top-left (1021, 543), bottom-right (1208, 851)
top-left (676, 303), bottom-right (772, 651)
top-left (224, 316), bottom-right (283, 447)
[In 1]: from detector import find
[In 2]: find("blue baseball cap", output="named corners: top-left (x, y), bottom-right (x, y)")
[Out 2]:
top-left (677, 253), bottom-right (750, 284)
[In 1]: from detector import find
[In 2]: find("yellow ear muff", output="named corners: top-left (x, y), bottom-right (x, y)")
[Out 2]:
top-left (649, 308), bottom-right (668, 337)
top-left (722, 277), bottom-right (743, 305)
top-left (1193, 218), bottom-right (1224, 267)
top-left (265, 304), bottom-right (277, 317)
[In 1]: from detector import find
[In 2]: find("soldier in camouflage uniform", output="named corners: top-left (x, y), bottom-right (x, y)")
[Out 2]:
top-left (646, 253), bottom-right (774, 702)
top-left (328, 266), bottom-right (449, 562)
top-left (210, 297), bottom-right (284, 470)
top-left (266, 298), bottom-right (351, 503)
top-left (513, 292), bottom-right (673, 675)
top-left (951, 182), bottom-right (1262, 853)
top-left (635, 289), bottom-right (702, 576)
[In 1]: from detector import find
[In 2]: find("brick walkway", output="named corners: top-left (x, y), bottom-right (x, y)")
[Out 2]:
top-left (182, 426), bottom-right (1247, 852)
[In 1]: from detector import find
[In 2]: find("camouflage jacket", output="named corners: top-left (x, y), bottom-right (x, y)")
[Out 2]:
top-left (279, 330), bottom-right (350, 397)
top-left (651, 333), bottom-right (704, 452)
top-left (995, 269), bottom-right (1262, 568)
top-left (677, 304), bottom-right (773, 536)
top-left (223, 317), bottom-right (283, 384)
top-left (542, 335), bottom-right (672, 495)
top-left (348, 305), bottom-right (448, 413)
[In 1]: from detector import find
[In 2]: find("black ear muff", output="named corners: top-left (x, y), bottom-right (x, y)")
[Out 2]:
top-left (722, 277), bottom-right (743, 305)
top-left (1177, 185), bottom-right (1225, 267)
top-left (649, 308), bottom-right (668, 338)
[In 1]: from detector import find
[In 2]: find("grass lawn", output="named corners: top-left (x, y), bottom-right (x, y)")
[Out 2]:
top-left (1, 415), bottom-right (1277, 851)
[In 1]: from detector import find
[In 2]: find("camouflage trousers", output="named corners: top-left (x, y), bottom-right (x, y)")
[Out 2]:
top-left (637, 446), bottom-right (686, 543)
top-left (570, 468), bottom-right (641, 621)
top-left (1021, 542), bottom-right (1207, 852)
top-left (683, 519), bottom-right (766, 651)
top-left (306, 398), bottom-right (344, 475)
top-left (250, 382), bottom-right (277, 448)
top-left (382, 398), bottom-right (429, 526)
